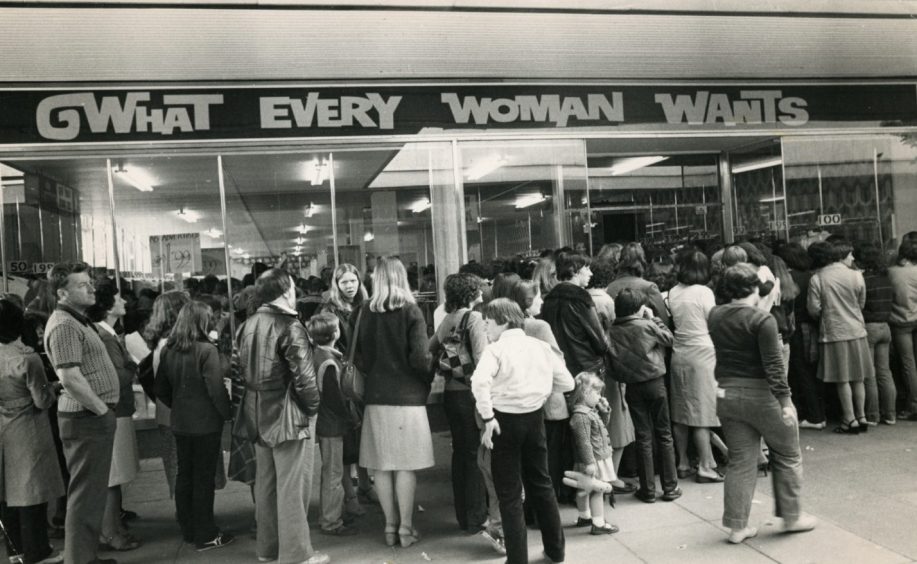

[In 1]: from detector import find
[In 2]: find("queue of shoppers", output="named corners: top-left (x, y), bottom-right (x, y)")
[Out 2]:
top-left (9, 231), bottom-right (917, 563)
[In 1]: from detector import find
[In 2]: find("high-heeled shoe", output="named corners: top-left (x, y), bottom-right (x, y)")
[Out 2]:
top-left (398, 526), bottom-right (421, 548)
top-left (383, 524), bottom-right (399, 547)
top-left (833, 420), bottom-right (860, 435)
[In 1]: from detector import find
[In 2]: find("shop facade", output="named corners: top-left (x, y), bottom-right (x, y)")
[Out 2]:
top-left (2, 81), bottom-right (917, 297)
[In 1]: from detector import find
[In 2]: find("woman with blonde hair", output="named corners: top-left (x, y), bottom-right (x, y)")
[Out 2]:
top-left (353, 257), bottom-right (433, 548)
top-left (318, 263), bottom-right (377, 512)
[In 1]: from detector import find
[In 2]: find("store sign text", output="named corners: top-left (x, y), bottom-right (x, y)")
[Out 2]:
top-left (12, 83), bottom-right (908, 144)
top-left (654, 90), bottom-right (809, 126)
top-left (440, 93), bottom-right (624, 127)
top-left (260, 93), bottom-right (402, 129)
top-left (36, 93), bottom-right (224, 140)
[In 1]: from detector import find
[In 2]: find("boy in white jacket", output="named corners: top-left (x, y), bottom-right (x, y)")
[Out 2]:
top-left (472, 298), bottom-right (574, 564)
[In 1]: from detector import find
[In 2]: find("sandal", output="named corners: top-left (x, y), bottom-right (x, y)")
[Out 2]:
top-left (833, 420), bottom-right (860, 435)
top-left (384, 524), bottom-right (399, 547)
top-left (398, 526), bottom-right (421, 548)
top-left (857, 418), bottom-right (869, 433)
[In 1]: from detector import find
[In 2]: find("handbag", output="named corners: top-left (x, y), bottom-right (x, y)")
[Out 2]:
top-left (340, 306), bottom-right (365, 403)
top-left (437, 311), bottom-right (475, 385)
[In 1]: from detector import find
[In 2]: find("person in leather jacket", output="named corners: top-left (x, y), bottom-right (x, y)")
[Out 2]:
top-left (232, 268), bottom-right (328, 564)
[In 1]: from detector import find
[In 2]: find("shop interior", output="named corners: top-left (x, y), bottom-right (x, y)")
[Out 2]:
top-left (2, 133), bottom-right (917, 300)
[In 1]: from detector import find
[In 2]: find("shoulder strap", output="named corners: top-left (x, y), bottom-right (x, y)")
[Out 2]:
top-left (346, 306), bottom-right (364, 364)
top-left (316, 357), bottom-right (339, 394)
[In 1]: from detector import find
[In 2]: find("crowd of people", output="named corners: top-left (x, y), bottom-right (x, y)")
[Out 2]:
top-left (4, 231), bottom-right (917, 563)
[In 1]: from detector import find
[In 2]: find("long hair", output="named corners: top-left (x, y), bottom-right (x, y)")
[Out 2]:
top-left (369, 257), bottom-right (415, 313)
top-left (328, 263), bottom-right (367, 312)
top-left (143, 290), bottom-right (190, 348)
top-left (770, 255), bottom-right (799, 302)
top-left (532, 258), bottom-right (558, 296)
top-left (166, 301), bottom-right (212, 352)
top-left (26, 279), bottom-right (57, 316)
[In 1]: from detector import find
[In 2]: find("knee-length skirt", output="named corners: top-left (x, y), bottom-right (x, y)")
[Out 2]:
top-left (360, 405), bottom-right (434, 471)
top-left (818, 337), bottom-right (873, 383)
top-left (669, 345), bottom-right (720, 427)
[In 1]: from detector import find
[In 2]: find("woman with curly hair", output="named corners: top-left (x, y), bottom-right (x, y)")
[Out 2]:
top-left (143, 290), bottom-right (191, 498)
top-left (429, 273), bottom-right (488, 534)
top-left (710, 264), bottom-right (816, 544)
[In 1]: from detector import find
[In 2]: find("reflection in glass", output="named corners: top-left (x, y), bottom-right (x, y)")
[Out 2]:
top-left (461, 139), bottom-right (585, 260)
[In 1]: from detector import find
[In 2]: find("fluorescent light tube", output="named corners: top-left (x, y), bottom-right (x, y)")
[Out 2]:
top-left (411, 199), bottom-right (432, 213)
top-left (174, 208), bottom-right (200, 223)
top-left (364, 232), bottom-right (374, 242)
top-left (515, 194), bottom-right (547, 209)
top-left (609, 156), bottom-right (668, 176)
top-left (732, 157), bottom-right (783, 174)
top-left (114, 167), bottom-right (155, 192)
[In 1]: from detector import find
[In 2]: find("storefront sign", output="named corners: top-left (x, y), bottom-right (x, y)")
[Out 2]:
top-left (7, 260), bottom-right (30, 274)
top-left (150, 233), bottom-right (202, 275)
top-left (1, 83), bottom-right (914, 144)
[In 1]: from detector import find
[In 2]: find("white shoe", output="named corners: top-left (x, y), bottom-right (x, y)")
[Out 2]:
top-left (783, 514), bottom-right (817, 533)
top-left (798, 420), bottom-right (826, 430)
top-left (727, 527), bottom-right (758, 544)
top-left (300, 552), bottom-right (331, 564)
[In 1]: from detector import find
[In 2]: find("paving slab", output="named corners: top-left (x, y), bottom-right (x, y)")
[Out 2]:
top-left (615, 521), bottom-right (775, 564)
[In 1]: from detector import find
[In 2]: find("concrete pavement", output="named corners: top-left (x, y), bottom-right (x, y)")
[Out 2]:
top-left (77, 420), bottom-right (917, 563)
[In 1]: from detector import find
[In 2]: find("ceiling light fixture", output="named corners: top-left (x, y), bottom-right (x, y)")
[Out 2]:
top-left (174, 208), bottom-right (200, 223)
top-left (203, 228), bottom-right (222, 238)
top-left (515, 193), bottom-right (548, 209)
top-left (113, 166), bottom-right (155, 192)
top-left (294, 236), bottom-right (305, 245)
top-left (466, 156), bottom-right (507, 181)
top-left (304, 160), bottom-right (330, 186)
top-left (411, 198), bottom-right (432, 214)
top-left (304, 202), bottom-right (316, 218)
top-left (232, 248), bottom-right (246, 255)
top-left (364, 232), bottom-right (374, 242)
top-left (297, 223), bottom-right (310, 234)
top-left (732, 156), bottom-right (783, 174)
top-left (609, 156), bottom-right (668, 176)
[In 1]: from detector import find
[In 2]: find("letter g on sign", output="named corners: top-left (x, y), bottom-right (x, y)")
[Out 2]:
top-left (36, 93), bottom-right (93, 141)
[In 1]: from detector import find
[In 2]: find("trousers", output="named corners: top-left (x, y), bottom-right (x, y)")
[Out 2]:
top-left (717, 379), bottom-right (803, 529)
top-left (491, 409), bottom-right (564, 564)
top-left (625, 377), bottom-right (678, 495)
top-left (1, 503), bottom-right (53, 562)
top-left (255, 426), bottom-right (316, 563)
top-left (443, 390), bottom-right (488, 530)
top-left (174, 432), bottom-right (221, 544)
top-left (59, 410), bottom-right (116, 564)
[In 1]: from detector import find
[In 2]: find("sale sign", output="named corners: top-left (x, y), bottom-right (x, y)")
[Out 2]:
top-left (149, 233), bottom-right (202, 275)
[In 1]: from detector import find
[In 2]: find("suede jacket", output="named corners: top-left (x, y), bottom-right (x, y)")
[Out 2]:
top-left (232, 304), bottom-right (320, 447)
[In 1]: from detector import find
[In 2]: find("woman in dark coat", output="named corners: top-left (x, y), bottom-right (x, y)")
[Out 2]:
top-left (539, 252), bottom-right (608, 505)
top-left (353, 257), bottom-right (432, 548)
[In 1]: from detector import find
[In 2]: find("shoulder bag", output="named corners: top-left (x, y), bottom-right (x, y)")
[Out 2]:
top-left (340, 306), bottom-right (365, 403)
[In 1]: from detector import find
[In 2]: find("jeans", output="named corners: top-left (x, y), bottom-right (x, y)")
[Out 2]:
top-left (477, 444), bottom-right (502, 534)
top-left (443, 390), bottom-right (487, 530)
top-left (866, 323), bottom-right (897, 422)
top-left (625, 377), bottom-right (678, 495)
top-left (58, 410), bottom-right (116, 564)
top-left (174, 432), bottom-right (221, 544)
top-left (491, 409), bottom-right (564, 564)
top-left (891, 325), bottom-right (917, 414)
top-left (717, 379), bottom-right (803, 530)
top-left (1, 503), bottom-right (53, 562)
top-left (318, 436), bottom-right (345, 531)
top-left (255, 423), bottom-right (316, 563)
top-left (788, 323), bottom-right (826, 424)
